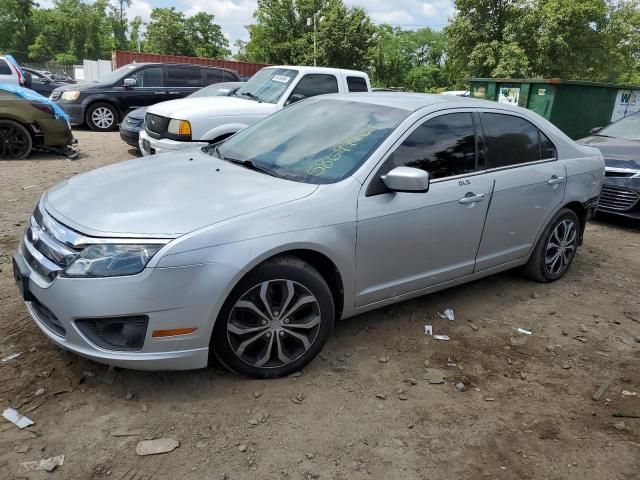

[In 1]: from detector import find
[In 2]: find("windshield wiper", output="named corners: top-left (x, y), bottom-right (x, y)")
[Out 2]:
top-left (239, 91), bottom-right (262, 103)
top-left (213, 148), bottom-right (283, 178)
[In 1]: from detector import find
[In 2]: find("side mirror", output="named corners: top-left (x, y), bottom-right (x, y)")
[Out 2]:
top-left (123, 78), bottom-right (136, 89)
top-left (381, 166), bottom-right (430, 193)
top-left (285, 93), bottom-right (305, 106)
top-left (590, 127), bottom-right (603, 135)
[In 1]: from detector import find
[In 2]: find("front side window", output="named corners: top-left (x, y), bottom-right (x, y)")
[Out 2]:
top-left (127, 67), bottom-right (162, 88)
top-left (347, 76), bottom-right (368, 92)
top-left (386, 113), bottom-right (478, 180)
top-left (234, 68), bottom-right (299, 104)
top-left (481, 113), bottom-right (546, 167)
top-left (290, 74), bottom-right (339, 99)
top-left (213, 98), bottom-right (409, 184)
top-left (167, 67), bottom-right (202, 88)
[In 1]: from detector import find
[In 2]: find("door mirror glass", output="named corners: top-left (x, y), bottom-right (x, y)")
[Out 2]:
top-left (382, 166), bottom-right (430, 193)
top-left (123, 77), bottom-right (136, 88)
top-left (590, 126), bottom-right (603, 135)
top-left (285, 93), bottom-right (306, 106)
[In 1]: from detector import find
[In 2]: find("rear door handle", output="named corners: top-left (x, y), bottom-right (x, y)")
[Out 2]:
top-left (547, 176), bottom-right (566, 185)
top-left (459, 193), bottom-right (485, 204)
top-left (169, 91), bottom-right (180, 94)
top-left (154, 91), bottom-right (165, 95)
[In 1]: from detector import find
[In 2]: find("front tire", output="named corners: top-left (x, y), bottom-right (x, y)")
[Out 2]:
top-left (212, 256), bottom-right (335, 378)
top-left (86, 102), bottom-right (119, 131)
top-left (524, 208), bottom-right (580, 282)
top-left (0, 120), bottom-right (33, 159)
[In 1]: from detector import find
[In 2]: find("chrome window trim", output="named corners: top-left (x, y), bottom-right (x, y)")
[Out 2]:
top-left (605, 166), bottom-right (640, 175)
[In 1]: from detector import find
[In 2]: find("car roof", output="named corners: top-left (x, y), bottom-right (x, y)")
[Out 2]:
top-left (266, 65), bottom-right (369, 76)
top-left (126, 62), bottom-right (238, 73)
top-left (316, 92), bottom-right (510, 111)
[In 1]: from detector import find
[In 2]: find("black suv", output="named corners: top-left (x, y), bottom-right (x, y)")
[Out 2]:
top-left (51, 63), bottom-right (240, 131)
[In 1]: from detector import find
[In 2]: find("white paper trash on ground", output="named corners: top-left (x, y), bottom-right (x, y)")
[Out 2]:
top-left (17, 455), bottom-right (64, 474)
top-left (2, 408), bottom-right (34, 429)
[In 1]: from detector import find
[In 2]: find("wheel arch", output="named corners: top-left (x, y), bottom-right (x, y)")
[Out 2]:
top-left (227, 248), bottom-right (345, 322)
top-left (562, 201), bottom-right (587, 245)
top-left (85, 99), bottom-right (123, 124)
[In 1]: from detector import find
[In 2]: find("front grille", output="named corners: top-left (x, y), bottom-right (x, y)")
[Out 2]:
top-left (598, 185), bottom-right (640, 211)
top-left (145, 113), bottom-right (170, 138)
top-left (50, 91), bottom-right (61, 101)
top-left (605, 171), bottom-right (633, 178)
top-left (30, 300), bottom-right (66, 337)
top-left (21, 203), bottom-right (81, 282)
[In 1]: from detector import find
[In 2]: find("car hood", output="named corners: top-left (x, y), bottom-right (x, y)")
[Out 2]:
top-left (578, 135), bottom-right (640, 170)
top-left (146, 95), bottom-right (277, 120)
top-left (125, 107), bottom-right (147, 121)
top-left (53, 81), bottom-right (109, 93)
top-left (43, 149), bottom-right (317, 238)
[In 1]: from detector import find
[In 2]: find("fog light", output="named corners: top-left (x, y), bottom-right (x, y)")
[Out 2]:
top-left (75, 316), bottom-right (148, 351)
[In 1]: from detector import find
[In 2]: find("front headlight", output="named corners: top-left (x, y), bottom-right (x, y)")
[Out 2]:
top-left (64, 244), bottom-right (164, 277)
top-left (167, 119), bottom-right (192, 137)
top-left (60, 91), bottom-right (80, 101)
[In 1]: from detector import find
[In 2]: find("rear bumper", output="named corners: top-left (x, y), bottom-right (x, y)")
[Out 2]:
top-left (139, 129), bottom-right (207, 156)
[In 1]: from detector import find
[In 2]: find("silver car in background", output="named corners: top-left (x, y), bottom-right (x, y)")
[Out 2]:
top-left (12, 94), bottom-right (604, 378)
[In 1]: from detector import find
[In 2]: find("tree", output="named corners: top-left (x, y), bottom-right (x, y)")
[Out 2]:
top-left (144, 7), bottom-right (229, 58)
top-left (128, 15), bottom-right (143, 52)
top-left (243, 0), bottom-right (375, 68)
top-left (110, 0), bottom-right (131, 51)
top-left (185, 12), bottom-right (230, 58)
top-left (0, 0), bottom-right (37, 62)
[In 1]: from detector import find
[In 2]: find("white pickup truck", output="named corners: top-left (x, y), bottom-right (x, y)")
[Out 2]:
top-left (139, 65), bottom-right (371, 155)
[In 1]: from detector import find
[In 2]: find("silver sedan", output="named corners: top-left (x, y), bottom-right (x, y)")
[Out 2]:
top-left (13, 93), bottom-right (604, 377)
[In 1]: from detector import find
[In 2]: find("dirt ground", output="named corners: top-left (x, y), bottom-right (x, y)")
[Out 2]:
top-left (0, 130), bottom-right (639, 480)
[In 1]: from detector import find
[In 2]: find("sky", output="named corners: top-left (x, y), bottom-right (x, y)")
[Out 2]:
top-left (124, 0), bottom-right (456, 46)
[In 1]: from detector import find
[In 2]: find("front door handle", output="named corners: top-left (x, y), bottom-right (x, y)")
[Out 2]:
top-left (169, 91), bottom-right (180, 95)
top-left (459, 193), bottom-right (485, 204)
top-left (547, 176), bottom-right (566, 186)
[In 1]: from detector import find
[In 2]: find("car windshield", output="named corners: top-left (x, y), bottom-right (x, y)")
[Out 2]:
top-left (209, 98), bottom-right (409, 184)
top-left (189, 83), bottom-right (239, 98)
top-left (97, 65), bottom-right (138, 84)
top-left (598, 112), bottom-right (640, 141)
top-left (233, 68), bottom-right (298, 104)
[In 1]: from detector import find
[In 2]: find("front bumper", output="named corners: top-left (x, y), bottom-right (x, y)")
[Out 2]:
top-left (119, 125), bottom-right (141, 148)
top-left (13, 241), bottom-right (240, 371)
top-left (35, 118), bottom-right (74, 147)
top-left (597, 177), bottom-right (640, 219)
top-left (55, 102), bottom-right (85, 125)
top-left (139, 129), bottom-right (208, 157)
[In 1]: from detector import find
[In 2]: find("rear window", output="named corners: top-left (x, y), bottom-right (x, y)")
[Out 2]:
top-left (347, 76), bottom-right (368, 92)
top-left (0, 59), bottom-right (12, 75)
top-left (204, 69), bottom-right (224, 85)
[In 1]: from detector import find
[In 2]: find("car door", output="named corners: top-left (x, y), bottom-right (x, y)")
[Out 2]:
top-left (120, 65), bottom-right (165, 111)
top-left (166, 65), bottom-right (204, 100)
top-left (474, 112), bottom-right (565, 271)
top-left (355, 111), bottom-right (493, 307)
top-left (283, 73), bottom-right (339, 105)
top-left (0, 58), bottom-right (18, 86)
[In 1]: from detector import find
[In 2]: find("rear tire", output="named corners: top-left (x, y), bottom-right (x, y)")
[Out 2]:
top-left (523, 208), bottom-right (580, 282)
top-left (86, 102), bottom-right (119, 131)
top-left (0, 120), bottom-right (33, 159)
top-left (212, 256), bottom-right (335, 378)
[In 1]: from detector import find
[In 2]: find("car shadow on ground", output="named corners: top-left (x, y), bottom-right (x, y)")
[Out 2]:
top-left (592, 212), bottom-right (640, 231)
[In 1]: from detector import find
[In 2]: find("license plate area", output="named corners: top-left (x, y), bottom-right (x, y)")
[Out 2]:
top-left (13, 256), bottom-right (35, 302)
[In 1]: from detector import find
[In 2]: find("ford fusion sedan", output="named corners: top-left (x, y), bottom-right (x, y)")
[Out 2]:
top-left (13, 94), bottom-right (604, 378)
top-left (579, 112), bottom-right (640, 220)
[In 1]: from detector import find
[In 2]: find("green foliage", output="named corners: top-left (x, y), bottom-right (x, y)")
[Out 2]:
top-left (243, 0), bottom-right (374, 69)
top-left (0, 0), bottom-right (37, 62)
top-left (144, 8), bottom-right (230, 58)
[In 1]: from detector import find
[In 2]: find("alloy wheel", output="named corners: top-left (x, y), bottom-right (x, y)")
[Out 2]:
top-left (544, 219), bottom-right (577, 277)
top-left (91, 107), bottom-right (115, 129)
top-left (0, 122), bottom-right (30, 159)
top-left (227, 279), bottom-right (321, 368)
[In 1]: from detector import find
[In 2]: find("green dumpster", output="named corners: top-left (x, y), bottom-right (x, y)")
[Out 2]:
top-left (469, 78), bottom-right (640, 139)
